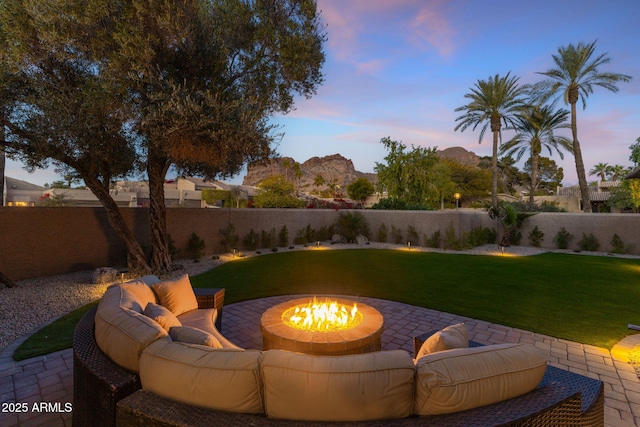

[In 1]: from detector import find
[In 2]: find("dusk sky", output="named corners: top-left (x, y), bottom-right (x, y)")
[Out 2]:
top-left (5, 0), bottom-right (640, 187)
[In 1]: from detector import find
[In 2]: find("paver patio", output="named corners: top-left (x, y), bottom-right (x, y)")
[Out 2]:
top-left (1, 295), bottom-right (639, 426)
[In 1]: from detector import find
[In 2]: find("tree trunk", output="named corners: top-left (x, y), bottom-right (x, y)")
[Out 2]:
top-left (0, 270), bottom-right (17, 288)
top-left (490, 113), bottom-right (501, 208)
top-left (570, 100), bottom-right (591, 212)
top-left (0, 114), bottom-right (6, 207)
top-left (84, 177), bottom-right (151, 275)
top-left (147, 152), bottom-right (172, 274)
top-left (530, 151), bottom-right (538, 206)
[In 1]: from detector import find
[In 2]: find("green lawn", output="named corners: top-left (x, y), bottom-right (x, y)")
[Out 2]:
top-left (191, 249), bottom-right (640, 349)
top-left (14, 248), bottom-right (640, 361)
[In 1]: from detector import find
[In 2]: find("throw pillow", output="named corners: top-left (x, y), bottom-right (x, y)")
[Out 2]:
top-left (416, 323), bottom-right (468, 360)
top-left (144, 302), bottom-right (182, 331)
top-left (169, 326), bottom-right (222, 349)
top-left (151, 274), bottom-right (198, 316)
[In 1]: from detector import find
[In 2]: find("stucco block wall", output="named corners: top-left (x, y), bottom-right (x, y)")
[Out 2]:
top-left (1, 207), bottom-right (638, 281)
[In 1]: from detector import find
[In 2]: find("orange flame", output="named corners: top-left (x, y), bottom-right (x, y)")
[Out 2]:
top-left (282, 297), bottom-right (362, 332)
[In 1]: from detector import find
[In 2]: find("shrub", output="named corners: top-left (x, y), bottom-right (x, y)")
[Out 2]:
top-left (187, 232), bottom-right (206, 261)
top-left (219, 223), bottom-right (239, 253)
top-left (407, 225), bottom-right (420, 246)
top-left (294, 224), bottom-right (316, 245)
top-left (334, 212), bottom-right (370, 242)
top-left (424, 230), bottom-right (441, 249)
top-left (465, 227), bottom-right (496, 248)
top-left (261, 228), bottom-right (276, 248)
top-left (316, 224), bottom-right (334, 242)
top-left (578, 233), bottom-right (600, 252)
top-left (278, 226), bottom-right (289, 247)
top-left (377, 223), bottom-right (388, 243)
top-left (611, 234), bottom-right (635, 254)
top-left (553, 227), bottom-right (573, 250)
top-left (391, 225), bottom-right (403, 244)
top-left (243, 229), bottom-right (260, 251)
top-left (528, 226), bottom-right (544, 248)
top-left (443, 223), bottom-right (463, 251)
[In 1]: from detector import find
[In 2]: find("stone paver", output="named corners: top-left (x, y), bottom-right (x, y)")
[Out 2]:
top-left (1, 295), bottom-right (640, 426)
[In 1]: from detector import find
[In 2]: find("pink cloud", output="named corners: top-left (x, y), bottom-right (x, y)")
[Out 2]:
top-left (408, 1), bottom-right (457, 57)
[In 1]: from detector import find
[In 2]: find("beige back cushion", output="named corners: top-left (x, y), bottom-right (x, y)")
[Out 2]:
top-left (121, 279), bottom-right (157, 308)
top-left (95, 286), bottom-right (168, 373)
top-left (144, 303), bottom-right (182, 331)
top-left (151, 274), bottom-right (198, 316)
top-left (416, 323), bottom-right (468, 360)
top-left (140, 340), bottom-right (262, 414)
top-left (414, 343), bottom-right (547, 416)
top-left (261, 349), bottom-right (415, 421)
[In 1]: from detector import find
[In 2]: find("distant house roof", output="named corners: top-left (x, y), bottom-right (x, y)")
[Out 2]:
top-left (626, 166), bottom-right (640, 179)
top-left (5, 177), bottom-right (45, 191)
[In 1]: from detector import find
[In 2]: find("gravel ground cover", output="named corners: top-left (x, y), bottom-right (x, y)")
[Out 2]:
top-left (3, 242), bottom-right (624, 354)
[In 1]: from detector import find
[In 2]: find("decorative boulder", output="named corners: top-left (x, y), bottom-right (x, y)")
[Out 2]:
top-left (92, 267), bottom-right (120, 284)
top-left (356, 235), bottom-right (369, 245)
top-left (331, 234), bottom-right (347, 244)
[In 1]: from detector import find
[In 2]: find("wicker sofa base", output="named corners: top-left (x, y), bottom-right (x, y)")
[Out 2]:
top-left (74, 304), bottom-right (605, 427)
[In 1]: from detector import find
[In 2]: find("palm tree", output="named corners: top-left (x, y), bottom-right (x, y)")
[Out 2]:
top-left (455, 72), bottom-right (528, 207)
top-left (500, 103), bottom-right (572, 205)
top-left (589, 163), bottom-right (610, 182)
top-left (607, 164), bottom-right (627, 181)
top-left (534, 40), bottom-right (632, 212)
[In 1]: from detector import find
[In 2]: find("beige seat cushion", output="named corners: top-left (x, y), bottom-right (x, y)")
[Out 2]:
top-left (416, 323), bottom-right (468, 360)
top-left (140, 340), bottom-right (262, 414)
top-left (151, 274), bottom-right (198, 316)
top-left (261, 349), bottom-right (415, 421)
top-left (414, 343), bottom-right (547, 416)
top-left (95, 286), bottom-right (168, 373)
top-left (169, 326), bottom-right (222, 348)
top-left (144, 303), bottom-right (182, 331)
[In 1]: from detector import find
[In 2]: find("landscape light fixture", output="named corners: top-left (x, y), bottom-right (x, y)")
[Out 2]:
top-left (454, 193), bottom-right (461, 211)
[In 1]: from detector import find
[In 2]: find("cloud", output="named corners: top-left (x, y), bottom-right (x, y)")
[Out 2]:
top-left (407, 1), bottom-right (457, 57)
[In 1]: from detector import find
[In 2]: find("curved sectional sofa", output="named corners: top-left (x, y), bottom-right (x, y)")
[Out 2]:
top-left (73, 274), bottom-right (605, 426)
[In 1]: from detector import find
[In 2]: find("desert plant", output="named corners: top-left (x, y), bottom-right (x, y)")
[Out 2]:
top-left (391, 225), bottom-right (403, 244)
top-left (528, 226), bottom-right (544, 248)
top-left (316, 224), bottom-right (334, 242)
top-left (553, 227), bottom-right (573, 250)
top-left (334, 212), bottom-right (370, 242)
top-left (377, 223), bottom-right (388, 243)
top-left (610, 234), bottom-right (635, 254)
top-left (261, 228), bottom-right (276, 248)
top-left (465, 227), bottom-right (496, 248)
top-left (278, 226), bottom-right (289, 247)
top-left (219, 223), bottom-right (239, 253)
top-left (443, 223), bottom-right (463, 250)
top-left (407, 225), bottom-right (420, 246)
top-left (187, 232), bottom-right (206, 261)
top-left (243, 229), bottom-right (260, 251)
top-left (294, 224), bottom-right (317, 245)
top-left (578, 233), bottom-right (600, 252)
top-left (424, 230), bottom-right (441, 249)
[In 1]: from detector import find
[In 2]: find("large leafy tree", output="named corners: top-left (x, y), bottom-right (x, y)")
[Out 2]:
top-left (374, 137), bottom-right (439, 206)
top-left (630, 137), bottom-right (640, 167)
top-left (523, 156), bottom-right (564, 194)
top-left (534, 40), bottom-right (632, 212)
top-left (454, 72), bottom-right (528, 207)
top-left (500, 103), bottom-right (572, 205)
top-left (0, 0), bottom-right (325, 274)
top-left (253, 175), bottom-right (305, 208)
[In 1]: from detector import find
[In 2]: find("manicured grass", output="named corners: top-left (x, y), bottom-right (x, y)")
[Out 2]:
top-left (191, 249), bottom-right (640, 349)
top-left (14, 248), bottom-right (640, 360)
top-left (13, 301), bottom-right (99, 361)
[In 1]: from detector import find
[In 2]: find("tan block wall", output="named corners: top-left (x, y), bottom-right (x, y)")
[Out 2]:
top-left (1, 207), bottom-right (638, 281)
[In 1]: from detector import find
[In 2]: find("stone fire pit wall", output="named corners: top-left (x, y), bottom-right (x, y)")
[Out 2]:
top-left (260, 297), bottom-right (384, 356)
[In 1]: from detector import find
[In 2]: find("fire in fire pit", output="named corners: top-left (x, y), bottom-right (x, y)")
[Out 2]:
top-left (261, 296), bottom-right (384, 356)
top-left (282, 297), bottom-right (363, 332)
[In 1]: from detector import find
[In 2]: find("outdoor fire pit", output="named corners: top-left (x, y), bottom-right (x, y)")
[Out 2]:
top-left (260, 296), bottom-right (384, 356)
